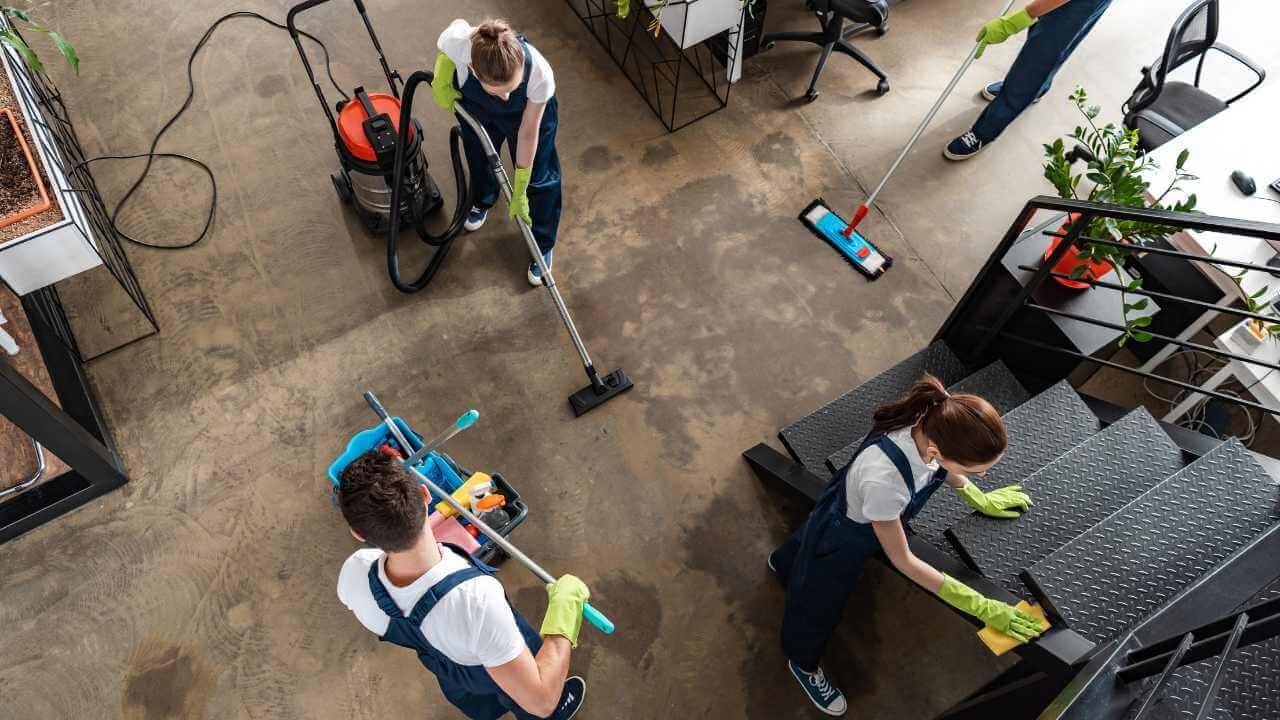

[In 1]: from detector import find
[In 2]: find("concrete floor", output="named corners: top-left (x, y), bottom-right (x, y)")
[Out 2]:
top-left (3, 0), bottom-right (1279, 718)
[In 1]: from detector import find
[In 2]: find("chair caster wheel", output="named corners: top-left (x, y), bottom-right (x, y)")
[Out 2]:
top-left (803, 90), bottom-right (820, 103)
top-left (877, 22), bottom-right (889, 36)
top-left (876, 79), bottom-right (890, 95)
top-left (762, 40), bottom-right (776, 52)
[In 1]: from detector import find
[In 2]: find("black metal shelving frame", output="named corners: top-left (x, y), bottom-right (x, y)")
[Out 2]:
top-left (564, 0), bottom-right (742, 132)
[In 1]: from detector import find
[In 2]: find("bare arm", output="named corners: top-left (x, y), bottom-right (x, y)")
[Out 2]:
top-left (872, 518), bottom-right (945, 594)
top-left (1026, 0), bottom-right (1071, 17)
top-left (515, 101), bottom-right (547, 170)
top-left (943, 470), bottom-right (968, 490)
top-left (486, 636), bottom-right (572, 718)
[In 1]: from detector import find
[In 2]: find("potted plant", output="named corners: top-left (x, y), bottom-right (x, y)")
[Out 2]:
top-left (1041, 87), bottom-right (1198, 344)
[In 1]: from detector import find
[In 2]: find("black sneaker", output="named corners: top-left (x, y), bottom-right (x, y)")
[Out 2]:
top-left (982, 80), bottom-right (1043, 104)
top-left (943, 131), bottom-right (985, 161)
top-left (550, 676), bottom-right (586, 719)
top-left (788, 661), bottom-right (847, 716)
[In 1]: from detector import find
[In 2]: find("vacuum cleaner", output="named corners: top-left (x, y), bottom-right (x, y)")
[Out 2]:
top-left (288, 0), bottom-right (632, 416)
top-left (287, 0), bottom-right (469, 293)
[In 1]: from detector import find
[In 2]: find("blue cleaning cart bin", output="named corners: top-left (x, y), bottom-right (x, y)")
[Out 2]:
top-left (328, 418), bottom-right (526, 564)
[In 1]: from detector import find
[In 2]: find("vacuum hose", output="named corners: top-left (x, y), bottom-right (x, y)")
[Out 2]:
top-left (386, 70), bottom-right (469, 294)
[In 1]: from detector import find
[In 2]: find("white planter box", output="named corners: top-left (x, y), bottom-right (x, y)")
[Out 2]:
top-left (0, 43), bottom-right (102, 295)
top-left (646, 0), bottom-right (744, 50)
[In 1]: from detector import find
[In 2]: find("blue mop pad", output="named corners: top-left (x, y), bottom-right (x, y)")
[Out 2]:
top-left (799, 198), bottom-right (892, 280)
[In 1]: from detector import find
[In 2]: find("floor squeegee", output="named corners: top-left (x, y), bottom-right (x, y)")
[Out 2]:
top-left (802, 0), bottom-right (1019, 280)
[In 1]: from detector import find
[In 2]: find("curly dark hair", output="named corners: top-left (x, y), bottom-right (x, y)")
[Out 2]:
top-left (338, 450), bottom-right (425, 552)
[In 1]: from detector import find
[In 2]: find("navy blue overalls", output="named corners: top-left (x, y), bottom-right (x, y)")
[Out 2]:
top-left (770, 433), bottom-right (946, 671)
top-left (367, 545), bottom-right (545, 719)
top-left (456, 36), bottom-right (562, 255)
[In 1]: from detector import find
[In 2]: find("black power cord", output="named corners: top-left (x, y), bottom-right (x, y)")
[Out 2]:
top-left (76, 11), bottom-right (347, 250)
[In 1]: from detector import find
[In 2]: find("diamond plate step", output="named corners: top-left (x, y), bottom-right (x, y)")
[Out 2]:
top-left (823, 359), bottom-right (1031, 474)
top-left (946, 407), bottom-right (1183, 594)
top-left (778, 342), bottom-right (967, 476)
top-left (895, 381), bottom-right (1101, 552)
top-left (1124, 576), bottom-right (1280, 720)
top-left (1027, 439), bottom-right (1280, 646)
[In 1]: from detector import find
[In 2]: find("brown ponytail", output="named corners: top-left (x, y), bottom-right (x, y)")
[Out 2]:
top-left (470, 19), bottom-right (524, 85)
top-left (870, 374), bottom-right (1006, 466)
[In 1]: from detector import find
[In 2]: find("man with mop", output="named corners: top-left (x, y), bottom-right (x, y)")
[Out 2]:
top-left (944, 0), bottom-right (1112, 160)
top-left (336, 450), bottom-right (589, 719)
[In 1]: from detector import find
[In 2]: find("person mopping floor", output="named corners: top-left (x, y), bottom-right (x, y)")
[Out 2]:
top-left (336, 450), bottom-right (589, 719)
top-left (769, 375), bottom-right (1044, 715)
top-left (944, 0), bottom-right (1112, 160)
top-left (433, 18), bottom-right (562, 286)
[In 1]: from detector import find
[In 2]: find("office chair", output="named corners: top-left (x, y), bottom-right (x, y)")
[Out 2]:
top-left (760, 0), bottom-right (891, 102)
top-left (1122, 0), bottom-right (1265, 151)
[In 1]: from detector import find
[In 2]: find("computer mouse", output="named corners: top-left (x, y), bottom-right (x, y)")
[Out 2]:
top-left (1231, 169), bottom-right (1256, 195)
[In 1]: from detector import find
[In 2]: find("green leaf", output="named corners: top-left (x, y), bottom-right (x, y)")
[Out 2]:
top-left (0, 29), bottom-right (43, 76)
top-left (1125, 298), bottom-right (1150, 311)
top-left (41, 29), bottom-right (77, 74)
top-left (1131, 315), bottom-right (1152, 327)
top-left (1, 6), bottom-right (32, 23)
top-left (1130, 330), bottom-right (1154, 342)
top-left (1069, 264), bottom-right (1089, 279)
top-left (1176, 148), bottom-right (1189, 170)
top-left (1251, 285), bottom-right (1269, 300)
top-left (1117, 335), bottom-right (1128, 347)
top-left (1127, 277), bottom-right (1143, 290)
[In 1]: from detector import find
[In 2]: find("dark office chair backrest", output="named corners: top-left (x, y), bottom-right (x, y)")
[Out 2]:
top-left (809, 0), bottom-right (889, 26)
top-left (1125, 0), bottom-right (1218, 116)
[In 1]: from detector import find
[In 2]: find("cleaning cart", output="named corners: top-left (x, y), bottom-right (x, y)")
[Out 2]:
top-left (327, 415), bottom-right (528, 565)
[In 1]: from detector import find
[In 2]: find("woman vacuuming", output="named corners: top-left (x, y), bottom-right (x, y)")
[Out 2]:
top-left (770, 375), bottom-right (1044, 716)
top-left (432, 18), bottom-right (561, 287)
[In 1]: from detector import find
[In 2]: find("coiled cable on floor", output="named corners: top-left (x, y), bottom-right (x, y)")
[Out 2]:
top-left (76, 11), bottom-right (347, 250)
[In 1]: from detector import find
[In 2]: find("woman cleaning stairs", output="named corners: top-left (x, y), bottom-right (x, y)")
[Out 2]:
top-left (767, 374), bottom-right (1043, 716)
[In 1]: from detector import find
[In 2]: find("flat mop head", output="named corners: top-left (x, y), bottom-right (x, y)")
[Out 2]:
top-left (798, 198), bottom-right (892, 280)
top-left (569, 368), bottom-right (634, 417)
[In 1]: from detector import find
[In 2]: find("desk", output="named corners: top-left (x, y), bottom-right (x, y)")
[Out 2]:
top-left (1135, 82), bottom-right (1280, 420)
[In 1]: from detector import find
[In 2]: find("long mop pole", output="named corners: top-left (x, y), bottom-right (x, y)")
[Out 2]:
top-left (362, 392), bottom-right (615, 635)
top-left (841, 0), bottom-right (1020, 237)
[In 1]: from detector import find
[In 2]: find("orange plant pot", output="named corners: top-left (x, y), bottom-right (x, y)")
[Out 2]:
top-left (1044, 213), bottom-right (1112, 289)
top-left (0, 108), bottom-right (53, 230)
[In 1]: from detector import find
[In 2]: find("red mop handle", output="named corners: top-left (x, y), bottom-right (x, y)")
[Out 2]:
top-left (841, 205), bottom-right (870, 237)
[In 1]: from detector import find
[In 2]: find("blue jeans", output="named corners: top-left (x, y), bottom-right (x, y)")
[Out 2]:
top-left (971, 0), bottom-right (1113, 143)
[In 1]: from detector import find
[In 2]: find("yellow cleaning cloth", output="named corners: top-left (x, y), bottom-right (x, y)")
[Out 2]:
top-left (977, 601), bottom-right (1051, 656)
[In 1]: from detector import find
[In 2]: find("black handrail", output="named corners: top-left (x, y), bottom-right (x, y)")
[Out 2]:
top-left (1028, 196), bottom-right (1280, 240)
top-left (1130, 633), bottom-right (1194, 720)
top-left (1014, 264), bottom-right (1278, 326)
top-left (1192, 613), bottom-right (1249, 720)
top-left (1045, 229), bottom-right (1280, 277)
top-left (1025, 303), bottom-right (1280, 373)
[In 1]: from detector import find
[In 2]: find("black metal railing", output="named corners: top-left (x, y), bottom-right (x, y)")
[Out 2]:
top-left (937, 195), bottom-right (1280, 419)
top-left (1117, 596), bottom-right (1278, 720)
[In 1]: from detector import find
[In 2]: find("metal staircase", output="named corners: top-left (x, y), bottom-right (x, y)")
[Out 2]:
top-left (742, 197), bottom-right (1280, 719)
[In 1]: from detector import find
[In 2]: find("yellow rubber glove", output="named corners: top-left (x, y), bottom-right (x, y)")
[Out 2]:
top-left (975, 7), bottom-right (1036, 58)
top-left (938, 574), bottom-right (1045, 642)
top-left (954, 481), bottom-right (1032, 519)
top-left (432, 52), bottom-right (462, 112)
top-left (509, 166), bottom-right (533, 225)
top-left (540, 574), bottom-right (589, 647)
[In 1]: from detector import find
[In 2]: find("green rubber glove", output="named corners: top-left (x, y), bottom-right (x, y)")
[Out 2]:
top-left (510, 166), bottom-right (533, 225)
top-left (974, 7), bottom-right (1036, 58)
top-left (541, 574), bottom-right (589, 647)
top-left (938, 574), bottom-right (1045, 642)
top-left (432, 52), bottom-right (462, 112)
top-left (954, 481), bottom-right (1032, 519)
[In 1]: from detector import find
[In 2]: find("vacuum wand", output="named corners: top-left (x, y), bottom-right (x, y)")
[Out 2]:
top-left (363, 392), bottom-right (616, 635)
top-left (450, 102), bottom-right (633, 416)
top-left (841, 0), bottom-right (1019, 237)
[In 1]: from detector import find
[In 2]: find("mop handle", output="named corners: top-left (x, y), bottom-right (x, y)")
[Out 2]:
top-left (363, 392), bottom-right (616, 635)
top-left (843, 0), bottom-right (1020, 236)
top-left (401, 409), bottom-right (480, 466)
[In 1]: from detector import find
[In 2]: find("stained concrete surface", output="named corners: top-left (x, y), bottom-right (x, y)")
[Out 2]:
top-left (2, 0), bottom-right (1277, 718)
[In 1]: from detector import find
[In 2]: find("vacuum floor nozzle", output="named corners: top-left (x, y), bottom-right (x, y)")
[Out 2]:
top-left (569, 368), bottom-right (634, 417)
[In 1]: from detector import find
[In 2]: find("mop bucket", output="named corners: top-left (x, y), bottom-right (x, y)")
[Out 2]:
top-left (328, 418), bottom-right (526, 563)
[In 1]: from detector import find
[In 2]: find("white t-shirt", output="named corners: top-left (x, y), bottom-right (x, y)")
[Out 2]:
top-left (844, 426), bottom-right (942, 523)
top-left (437, 19), bottom-right (556, 103)
top-left (337, 544), bottom-right (527, 668)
